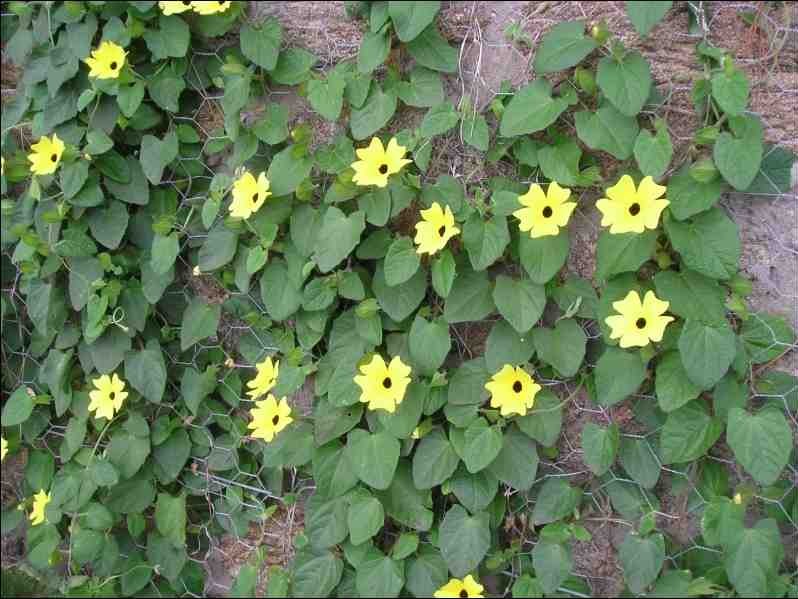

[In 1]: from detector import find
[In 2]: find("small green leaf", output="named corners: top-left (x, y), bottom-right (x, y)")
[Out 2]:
top-left (389, 1), bottom-right (440, 42)
top-left (384, 236), bottom-right (421, 286)
top-left (633, 118), bottom-right (672, 179)
top-left (711, 66), bottom-right (750, 116)
top-left (240, 19), bottom-right (282, 70)
top-left (492, 275), bottom-right (546, 334)
top-left (408, 316), bottom-right (451, 376)
top-left (575, 103), bottom-right (639, 160)
top-left (596, 50), bottom-right (652, 116)
top-left (594, 347), bottom-right (646, 407)
top-left (619, 532), bottom-right (665, 594)
top-left (660, 400), bottom-right (723, 464)
top-left (664, 208), bottom-right (740, 280)
top-left (581, 422), bottom-right (619, 476)
top-left (625, 1), bottom-right (673, 37)
top-left (406, 24), bottom-right (457, 73)
top-left (500, 80), bottom-right (569, 137)
top-left (419, 101), bottom-right (460, 137)
top-left (532, 478), bottom-right (581, 524)
top-left (596, 230), bottom-right (656, 281)
top-left (345, 431), bottom-right (400, 490)
top-left (678, 318), bottom-right (736, 389)
top-left (518, 231), bottom-right (570, 284)
top-left (533, 21), bottom-right (597, 74)
top-left (532, 319), bottom-right (586, 378)
top-left (727, 407), bottom-right (792, 486)
top-left (180, 298), bottom-right (221, 352)
top-left (463, 214), bottom-right (510, 271)
top-left (439, 505), bottom-right (490, 577)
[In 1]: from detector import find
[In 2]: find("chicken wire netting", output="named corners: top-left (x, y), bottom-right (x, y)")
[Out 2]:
top-left (1, 1), bottom-right (797, 596)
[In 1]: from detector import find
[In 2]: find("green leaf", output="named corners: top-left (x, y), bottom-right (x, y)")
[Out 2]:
top-left (307, 74), bottom-right (347, 122)
top-left (267, 145), bottom-right (313, 197)
top-left (653, 268), bottom-right (726, 325)
top-left (253, 102), bottom-right (289, 145)
top-left (379, 382), bottom-right (425, 439)
top-left (533, 21), bottom-right (597, 74)
top-left (711, 66), bottom-right (750, 116)
top-left (461, 112), bottom-right (490, 151)
top-left (347, 495), bottom-right (384, 545)
top-left (350, 86), bottom-right (397, 140)
top-left (199, 225), bottom-right (238, 272)
top-left (594, 347), bottom-right (646, 407)
top-left (358, 29), bottom-right (391, 74)
top-left (140, 130), bottom-right (178, 185)
top-left (144, 15), bottom-right (190, 61)
top-left (655, 351), bottom-right (702, 412)
top-left (268, 48), bottom-right (317, 85)
top-left (518, 230), bottom-right (570, 283)
top-left (463, 419), bottom-right (503, 473)
top-left (153, 429), bottom-right (191, 483)
top-left (744, 144), bottom-right (796, 195)
top-left (60, 161), bottom-right (89, 201)
top-left (625, 1), bottom-right (673, 36)
top-left (533, 319), bottom-right (586, 378)
top-left (431, 249), bottom-right (456, 298)
top-left (406, 548), bottom-right (448, 598)
top-left (701, 497), bottom-right (745, 547)
top-left (596, 50), bottom-right (651, 116)
top-left (345, 431), bottom-right (400, 490)
top-left (516, 390), bottom-right (562, 447)
top-left (150, 233), bottom-right (180, 275)
top-left (355, 554), bottom-right (404, 597)
top-left (118, 81), bottom-right (145, 117)
top-left (439, 505), bottom-right (490, 577)
top-left (68, 256), bottom-right (103, 311)
top-left (664, 208), bottom-right (740, 280)
top-left (148, 65), bottom-right (185, 112)
top-left (3, 387), bottom-right (34, 426)
top-left (727, 407), bottom-right (792, 486)
top-left (596, 230), bottom-right (656, 281)
top-left (619, 437), bottom-right (660, 489)
top-left (180, 298), bottom-right (221, 352)
top-left (633, 118), bottom-right (673, 179)
top-left (485, 320), bottom-right (535, 373)
top-left (575, 103), bottom-right (639, 160)
top-left (724, 519), bottom-right (784, 597)
top-left (261, 259), bottom-right (302, 321)
top-left (374, 261), bottom-right (427, 322)
top-left (376, 462), bottom-right (434, 531)
top-left (660, 400), bottom-right (723, 464)
top-left (713, 116), bottom-right (763, 190)
top-left (412, 428), bottom-right (460, 489)
top-left (155, 492), bottom-right (186, 548)
top-left (406, 24), bottom-right (457, 73)
top-left (313, 207), bottom-right (366, 273)
top-left (397, 66), bottom-right (444, 107)
top-left (740, 313), bottom-right (796, 364)
top-left (88, 200), bottom-right (129, 250)
top-left (384, 236), bottom-right (421, 286)
top-left (533, 541), bottom-right (572, 595)
top-left (389, 1), bottom-right (440, 41)
top-left (181, 365), bottom-right (218, 416)
top-left (307, 495), bottom-right (349, 549)
top-left (124, 342), bottom-right (167, 404)
top-left (492, 275), bottom-right (545, 334)
top-left (619, 532), bottom-right (665, 594)
top-left (419, 101), bottom-right (459, 137)
top-left (581, 422), bottom-right (619, 476)
top-left (488, 425), bottom-right (539, 491)
top-left (462, 215), bottom-right (510, 271)
top-left (240, 19), bottom-right (282, 70)
top-left (408, 316), bottom-right (451, 376)
top-left (678, 318), bottom-right (736, 389)
top-left (290, 550), bottom-right (343, 597)
top-left (499, 80), bottom-right (569, 137)
top-left (532, 477), bottom-right (581, 524)
top-left (443, 269), bottom-right (495, 323)
top-left (538, 139), bottom-right (586, 187)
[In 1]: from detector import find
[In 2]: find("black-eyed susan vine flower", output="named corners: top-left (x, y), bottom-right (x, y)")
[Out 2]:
top-left (88, 373), bottom-right (128, 420)
top-left (351, 137), bottom-right (412, 188)
top-left (159, 0), bottom-right (194, 14)
top-left (84, 41), bottom-right (127, 80)
top-left (595, 175), bottom-right (669, 234)
top-left (230, 170), bottom-right (271, 219)
top-left (27, 134), bottom-right (65, 176)
top-left (246, 356), bottom-right (279, 400)
top-left (414, 202), bottom-right (460, 255)
top-left (29, 490), bottom-right (51, 526)
top-left (248, 394), bottom-right (293, 442)
top-left (434, 575), bottom-right (485, 598)
top-left (353, 354), bottom-right (412, 413)
top-left (514, 181), bottom-right (577, 238)
top-left (191, 1), bottom-right (232, 15)
top-left (605, 290), bottom-right (674, 348)
top-left (1, 436), bottom-right (7, 461)
top-left (484, 365), bottom-right (542, 417)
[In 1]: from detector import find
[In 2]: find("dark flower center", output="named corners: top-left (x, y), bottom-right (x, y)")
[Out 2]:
top-left (628, 203), bottom-right (641, 216)
top-left (378, 163), bottom-right (389, 175)
top-left (183, 0), bottom-right (192, 4)
top-left (272, 415), bottom-right (280, 425)
top-left (636, 318), bottom-right (647, 329)
top-left (110, 61), bottom-right (118, 70)
top-left (252, 192), bottom-right (259, 202)
top-left (51, 153), bottom-right (58, 162)
top-left (512, 381), bottom-right (523, 393)
top-left (438, 225), bottom-right (446, 237)
top-left (459, 591), bottom-right (469, 599)
top-left (108, 392), bottom-right (115, 401)
top-left (542, 206), bottom-right (553, 218)
top-left (382, 377), bottom-right (392, 389)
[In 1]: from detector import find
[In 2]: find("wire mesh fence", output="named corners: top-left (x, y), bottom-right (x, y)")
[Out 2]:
top-left (1, 1), bottom-right (796, 597)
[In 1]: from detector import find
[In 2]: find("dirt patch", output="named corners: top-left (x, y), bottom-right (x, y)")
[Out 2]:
top-left (571, 517), bottom-right (626, 597)
top-left (1, 449), bottom-right (27, 569)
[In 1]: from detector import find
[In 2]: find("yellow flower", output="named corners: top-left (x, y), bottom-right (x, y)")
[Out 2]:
top-left (514, 181), bottom-right (577, 238)
top-left (351, 137), bottom-right (412, 188)
top-left (230, 171), bottom-right (271, 220)
top-left (354, 355), bottom-right (412, 414)
top-left (84, 41), bottom-right (127, 80)
top-left (414, 202), bottom-right (460, 255)
top-left (733, 492), bottom-right (742, 505)
top-left (595, 175), bottom-right (669, 234)
top-left (88, 373), bottom-right (128, 420)
top-left (159, 1), bottom-right (194, 14)
top-left (434, 575), bottom-right (485, 598)
top-left (246, 357), bottom-right (279, 400)
top-left (191, 1), bottom-right (232, 15)
top-left (604, 290), bottom-right (674, 348)
top-left (248, 394), bottom-right (293, 442)
top-left (29, 490), bottom-right (51, 526)
top-left (485, 365), bottom-right (541, 417)
top-left (1, 436), bottom-right (7, 461)
top-left (27, 134), bottom-right (65, 176)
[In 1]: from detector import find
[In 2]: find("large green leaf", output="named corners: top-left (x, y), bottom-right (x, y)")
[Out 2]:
top-left (533, 541), bottom-right (572, 595)
top-left (619, 437), bottom-right (660, 489)
top-left (711, 66), bottom-right (750, 117)
top-left (180, 298), bottom-right (221, 352)
top-left (139, 130), bottom-right (178, 185)
top-left (655, 351), bottom-right (702, 412)
top-left (408, 316), bottom-right (451, 376)
top-left (347, 495), bottom-right (384, 546)
top-left (594, 347), bottom-right (646, 407)
top-left (727, 407), bottom-right (792, 486)
top-left (533, 21), bottom-right (597, 73)
top-left (619, 532), bottom-right (665, 594)
top-left (488, 425), bottom-right (539, 491)
top-left (240, 19), bottom-right (282, 70)
top-left (596, 50), bottom-right (651, 116)
top-left (406, 24), bottom-right (457, 73)
top-left (532, 477), bottom-right (581, 524)
top-left (154, 492), bottom-right (186, 548)
top-left (350, 86), bottom-right (397, 140)
top-left (625, 1), bottom-right (673, 36)
top-left (581, 422), bottom-right (619, 476)
top-left (713, 116), bottom-right (763, 191)
top-left (345, 431), bottom-right (400, 490)
top-left (724, 519), bottom-right (784, 597)
top-left (664, 208), bottom-right (740, 280)
top-left (462, 419), bottom-right (503, 474)
top-left (633, 118), bottom-right (672, 179)
top-left (678, 318), bottom-right (736, 389)
top-left (267, 145), bottom-right (313, 197)
top-left (660, 400), bottom-right (723, 464)
top-left (355, 554), bottom-right (404, 597)
top-left (518, 230), bottom-right (570, 284)
top-left (438, 505), bottom-right (490, 577)
top-left (412, 429), bottom-right (460, 489)
top-left (384, 236), bottom-right (421, 286)
top-left (492, 275), bottom-right (545, 334)
top-left (500, 80), bottom-right (569, 137)
top-left (388, 1), bottom-right (440, 41)
top-left (574, 104), bottom-right (639, 160)
top-left (462, 215), bottom-right (510, 271)
top-left (653, 268), bottom-right (726, 324)
top-left (595, 230), bottom-right (656, 282)
top-left (313, 207), bottom-right (366, 273)
top-left (373, 261), bottom-right (427, 322)
top-left (532, 319), bottom-right (586, 378)
top-left (261, 259), bottom-right (303, 321)
top-left (124, 341), bottom-right (166, 404)
top-left (290, 550), bottom-right (343, 598)
top-left (443, 269), bottom-right (495, 323)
